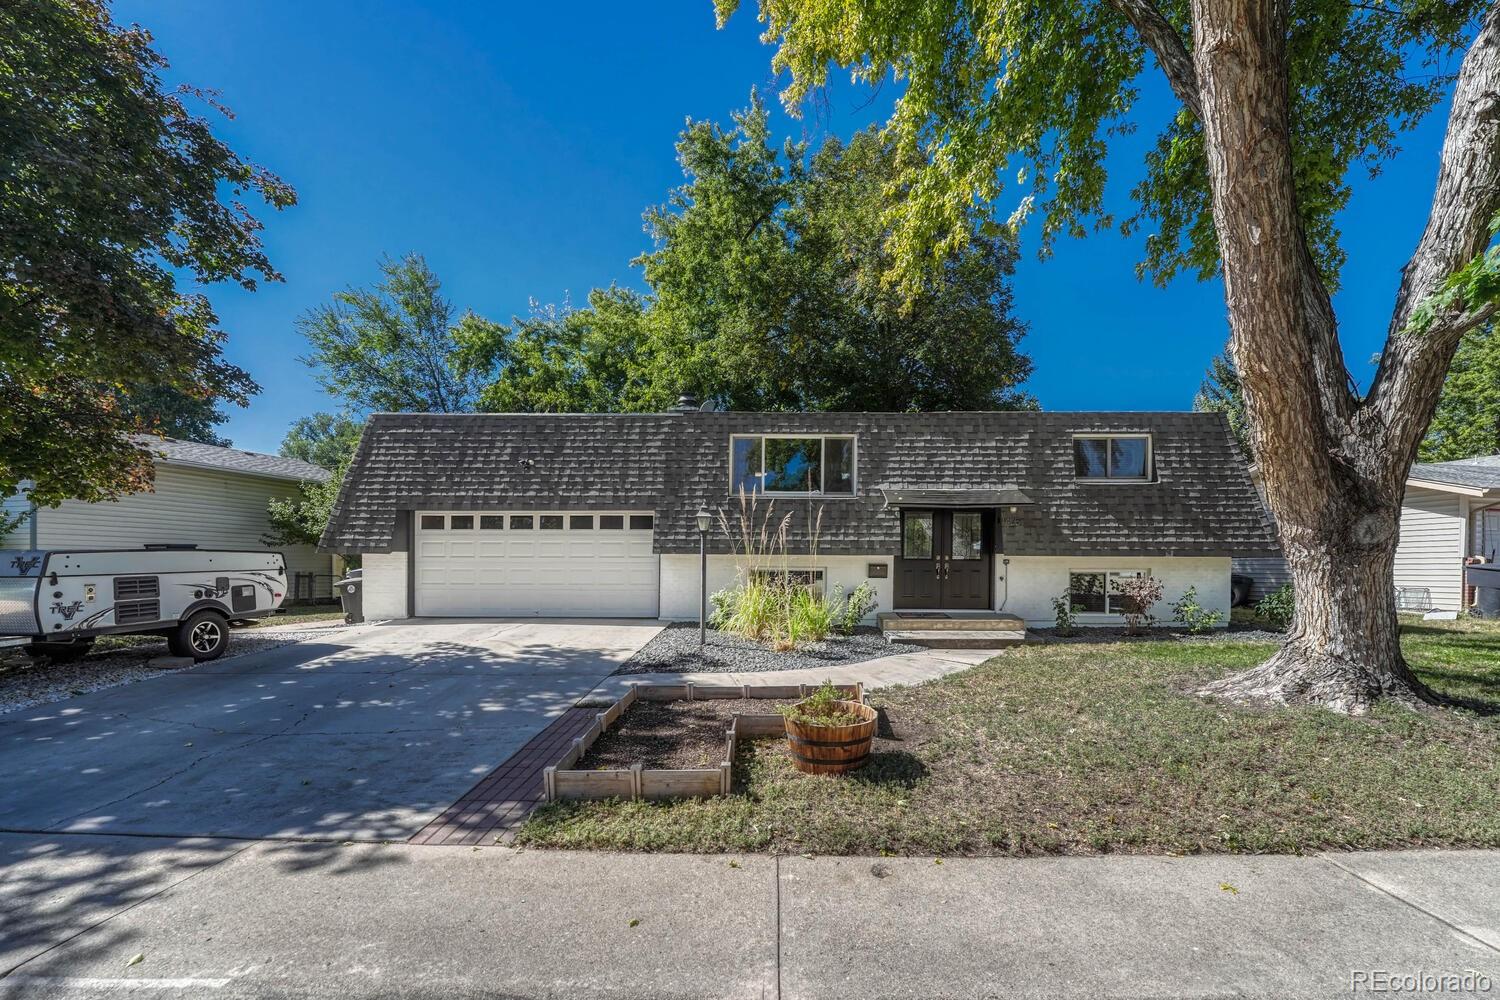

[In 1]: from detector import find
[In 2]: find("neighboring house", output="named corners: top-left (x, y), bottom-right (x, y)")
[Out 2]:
top-left (1230, 455), bottom-right (1500, 613)
top-left (3, 437), bottom-right (338, 600)
top-left (1397, 456), bottom-right (1500, 612)
top-left (320, 406), bottom-right (1276, 627)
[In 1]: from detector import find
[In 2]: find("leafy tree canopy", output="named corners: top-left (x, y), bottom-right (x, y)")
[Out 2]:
top-left (120, 386), bottom-right (235, 448)
top-left (1420, 325), bottom-right (1500, 461)
top-left (719, 0), bottom-right (1487, 294)
top-left (1, 1), bottom-right (293, 506)
top-left (298, 254), bottom-right (482, 414)
top-left (459, 97), bottom-right (1035, 413)
top-left (280, 412), bottom-right (365, 472)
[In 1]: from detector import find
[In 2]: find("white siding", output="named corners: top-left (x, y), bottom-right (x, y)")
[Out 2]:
top-left (1394, 487), bottom-right (1465, 611)
top-left (2, 465), bottom-right (332, 592)
top-left (362, 551), bottom-right (409, 620)
top-left (999, 556), bottom-right (1232, 628)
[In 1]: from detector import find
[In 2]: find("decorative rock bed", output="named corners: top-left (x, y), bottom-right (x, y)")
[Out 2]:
top-left (543, 681), bottom-right (866, 803)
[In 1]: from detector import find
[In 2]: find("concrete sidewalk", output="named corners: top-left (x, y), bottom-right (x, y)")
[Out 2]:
top-left (2, 832), bottom-right (1496, 999)
top-left (582, 645), bottom-right (999, 704)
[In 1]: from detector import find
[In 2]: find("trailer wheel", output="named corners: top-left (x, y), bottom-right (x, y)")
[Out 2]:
top-left (23, 640), bottom-right (95, 663)
top-left (170, 611), bottom-right (230, 661)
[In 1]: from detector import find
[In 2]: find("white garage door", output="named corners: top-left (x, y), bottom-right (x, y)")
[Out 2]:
top-left (414, 511), bottom-right (660, 618)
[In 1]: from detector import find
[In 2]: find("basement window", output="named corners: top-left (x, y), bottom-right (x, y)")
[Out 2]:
top-left (1068, 570), bottom-right (1149, 615)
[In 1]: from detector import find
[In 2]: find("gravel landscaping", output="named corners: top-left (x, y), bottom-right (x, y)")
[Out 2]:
top-left (578, 698), bottom-right (797, 770)
top-left (614, 622), bottom-right (921, 676)
top-left (0, 624), bottom-right (351, 715)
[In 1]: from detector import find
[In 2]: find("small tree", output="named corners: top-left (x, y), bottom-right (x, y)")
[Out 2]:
top-left (1112, 575), bottom-right (1165, 636)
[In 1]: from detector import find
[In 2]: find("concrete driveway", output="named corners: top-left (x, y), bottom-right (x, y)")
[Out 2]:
top-left (0, 619), bottom-right (661, 842)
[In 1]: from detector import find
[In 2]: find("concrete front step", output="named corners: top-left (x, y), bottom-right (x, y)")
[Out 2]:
top-left (876, 612), bottom-right (1026, 632)
top-left (884, 629), bottom-right (1025, 649)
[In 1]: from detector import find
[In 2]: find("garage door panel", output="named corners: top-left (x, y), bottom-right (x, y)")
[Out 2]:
top-left (415, 511), bottom-right (659, 618)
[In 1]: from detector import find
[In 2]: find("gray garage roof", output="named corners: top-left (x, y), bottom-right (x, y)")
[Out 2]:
top-left (1408, 455), bottom-right (1500, 493)
top-left (140, 436), bottom-right (331, 483)
top-left (320, 410), bottom-right (1278, 557)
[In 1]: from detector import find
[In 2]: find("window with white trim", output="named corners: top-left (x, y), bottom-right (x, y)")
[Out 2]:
top-left (749, 567), bottom-right (826, 597)
top-left (1073, 434), bottom-right (1152, 481)
top-left (730, 435), bottom-right (856, 495)
top-left (1068, 570), bottom-right (1149, 615)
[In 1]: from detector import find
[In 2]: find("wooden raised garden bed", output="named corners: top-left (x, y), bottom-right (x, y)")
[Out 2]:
top-left (543, 681), bottom-right (865, 802)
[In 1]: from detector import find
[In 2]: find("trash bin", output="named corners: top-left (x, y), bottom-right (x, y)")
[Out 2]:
top-left (335, 568), bottom-right (364, 624)
top-left (1466, 564), bottom-right (1500, 619)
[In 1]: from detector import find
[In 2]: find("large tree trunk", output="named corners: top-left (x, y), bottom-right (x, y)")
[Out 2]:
top-left (1200, 493), bottom-right (1432, 713)
top-left (1180, 0), bottom-right (1500, 713)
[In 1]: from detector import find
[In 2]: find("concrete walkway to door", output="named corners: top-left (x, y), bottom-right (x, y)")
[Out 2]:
top-left (0, 619), bottom-right (661, 843)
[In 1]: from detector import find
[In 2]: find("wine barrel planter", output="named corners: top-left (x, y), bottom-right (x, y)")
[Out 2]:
top-left (783, 699), bottom-right (879, 775)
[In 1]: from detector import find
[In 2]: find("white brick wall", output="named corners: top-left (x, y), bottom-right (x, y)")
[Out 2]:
top-left (999, 555), bottom-right (1232, 628)
top-left (659, 554), bottom-right (894, 622)
top-left (361, 550), bottom-right (409, 620)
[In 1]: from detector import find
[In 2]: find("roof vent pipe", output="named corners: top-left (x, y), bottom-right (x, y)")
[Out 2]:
top-left (672, 392), bottom-right (700, 412)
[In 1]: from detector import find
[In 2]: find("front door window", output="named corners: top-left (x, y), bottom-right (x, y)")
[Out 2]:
top-left (895, 509), bottom-right (991, 609)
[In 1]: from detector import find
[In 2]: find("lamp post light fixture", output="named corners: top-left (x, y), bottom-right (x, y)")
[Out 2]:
top-left (696, 506), bottom-right (713, 647)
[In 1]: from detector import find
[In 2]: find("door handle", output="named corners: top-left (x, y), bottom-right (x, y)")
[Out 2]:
top-left (945, 558), bottom-right (951, 580)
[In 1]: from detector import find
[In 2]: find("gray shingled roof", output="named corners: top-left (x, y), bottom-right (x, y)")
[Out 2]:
top-left (1409, 455), bottom-right (1500, 492)
top-left (321, 411), bottom-right (1277, 558)
top-left (139, 436), bottom-right (331, 483)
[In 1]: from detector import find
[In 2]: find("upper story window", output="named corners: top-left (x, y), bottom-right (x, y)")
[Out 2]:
top-left (731, 434), bottom-right (856, 495)
top-left (1073, 434), bottom-right (1152, 481)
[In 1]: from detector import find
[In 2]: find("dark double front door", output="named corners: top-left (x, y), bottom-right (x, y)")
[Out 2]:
top-left (894, 509), bottom-right (993, 610)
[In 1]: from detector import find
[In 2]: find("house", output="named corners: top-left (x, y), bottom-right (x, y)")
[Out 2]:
top-left (320, 406), bottom-right (1277, 627)
top-left (3, 437), bottom-right (339, 601)
top-left (1395, 455), bottom-right (1500, 612)
top-left (1229, 456), bottom-right (1500, 613)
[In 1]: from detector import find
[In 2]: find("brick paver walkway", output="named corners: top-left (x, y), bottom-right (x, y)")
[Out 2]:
top-left (408, 706), bottom-right (597, 846)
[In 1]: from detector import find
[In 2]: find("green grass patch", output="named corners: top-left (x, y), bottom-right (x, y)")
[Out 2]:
top-left (517, 620), bottom-right (1500, 857)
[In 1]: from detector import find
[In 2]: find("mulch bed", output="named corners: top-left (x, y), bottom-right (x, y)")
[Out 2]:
top-left (577, 698), bottom-right (797, 770)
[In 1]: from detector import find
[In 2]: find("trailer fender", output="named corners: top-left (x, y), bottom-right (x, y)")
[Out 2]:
top-left (180, 599), bottom-right (233, 623)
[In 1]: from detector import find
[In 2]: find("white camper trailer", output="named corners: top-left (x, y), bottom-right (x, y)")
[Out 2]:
top-left (0, 546), bottom-right (288, 662)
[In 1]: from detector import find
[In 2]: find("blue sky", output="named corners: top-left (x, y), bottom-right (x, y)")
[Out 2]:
top-left (117, 1), bottom-right (1452, 455)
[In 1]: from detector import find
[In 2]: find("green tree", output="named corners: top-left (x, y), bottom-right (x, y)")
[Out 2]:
top-left (723, 0), bottom-right (1500, 712)
top-left (265, 471), bottom-right (346, 551)
top-left (280, 412), bottom-right (365, 471)
top-left (1421, 325), bottom-right (1500, 461)
top-left (460, 99), bottom-right (1035, 413)
top-left (298, 254), bottom-right (480, 414)
top-left (1194, 350), bottom-right (1250, 460)
top-left (120, 386), bottom-right (234, 447)
top-left (1, 1), bottom-right (293, 507)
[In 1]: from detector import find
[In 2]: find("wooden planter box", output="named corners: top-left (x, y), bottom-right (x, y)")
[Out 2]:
top-left (543, 681), bottom-right (864, 802)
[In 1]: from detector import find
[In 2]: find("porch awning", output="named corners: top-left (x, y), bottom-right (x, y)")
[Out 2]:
top-left (876, 486), bottom-right (1035, 508)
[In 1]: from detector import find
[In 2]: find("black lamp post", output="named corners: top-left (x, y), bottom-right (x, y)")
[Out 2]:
top-left (696, 506), bottom-right (713, 646)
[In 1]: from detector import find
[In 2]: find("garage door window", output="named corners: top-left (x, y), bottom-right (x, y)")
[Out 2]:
top-left (420, 515), bottom-right (444, 530)
top-left (540, 515), bottom-right (564, 530)
top-left (450, 515), bottom-right (474, 529)
top-left (570, 515), bottom-right (594, 529)
top-left (510, 515), bottom-right (534, 529)
top-left (600, 515), bottom-right (624, 529)
top-left (629, 514), bottom-right (654, 530)
top-left (480, 516), bottom-right (504, 529)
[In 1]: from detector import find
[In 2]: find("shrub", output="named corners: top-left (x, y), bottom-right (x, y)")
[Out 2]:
top-left (785, 585), bottom-right (837, 649)
top-left (1255, 583), bottom-right (1295, 630)
top-left (778, 680), bottom-right (864, 727)
top-left (1170, 585), bottom-right (1224, 633)
top-left (1051, 592), bottom-right (1079, 636)
top-left (834, 581), bottom-right (879, 634)
top-left (708, 588), bottom-right (737, 628)
top-left (1111, 574), bottom-right (1165, 635)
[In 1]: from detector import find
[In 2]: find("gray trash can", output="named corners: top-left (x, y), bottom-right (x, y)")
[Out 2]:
top-left (1466, 564), bottom-right (1500, 619)
top-left (335, 568), bottom-right (364, 624)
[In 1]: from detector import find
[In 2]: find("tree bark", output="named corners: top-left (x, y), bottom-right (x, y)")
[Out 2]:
top-left (1173, 0), bottom-right (1500, 712)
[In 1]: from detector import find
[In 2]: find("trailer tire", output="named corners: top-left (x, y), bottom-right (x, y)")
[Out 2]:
top-left (170, 610), bottom-right (230, 661)
top-left (23, 640), bottom-right (95, 663)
